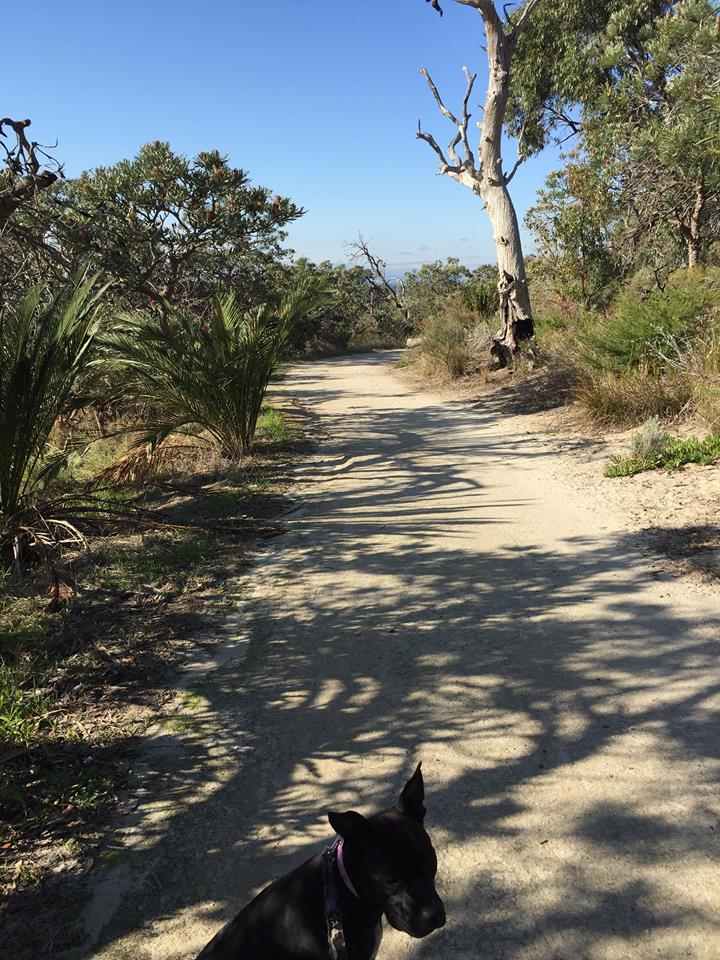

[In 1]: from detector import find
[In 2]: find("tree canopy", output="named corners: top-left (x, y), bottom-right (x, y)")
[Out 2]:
top-left (1, 141), bottom-right (303, 311)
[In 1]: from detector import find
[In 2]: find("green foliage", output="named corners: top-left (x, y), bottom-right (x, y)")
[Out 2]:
top-left (0, 273), bottom-right (109, 515)
top-left (404, 260), bottom-right (503, 379)
top-left (419, 314), bottom-right (470, 379)
top-left (525, 156), bottom-right (621, 307)
top-left (405, 259), bottom-right (469, 323)
top-left (607, 434), bottom-right (720, 476)
top-left (520, 3), bottom-right (720, 283)
top-left (404, 259), bottom-right (497, 325)
top-left (413, 300), bottom-right (488, 379)
top-left (591, 2), bottom-right (720, 270)
top-left (256, 406), bottom-right (298, 445)
top-left (107, 280), bottom-right (326, 458)
top-left (97, 531), bottom-right (217, 587)
top-left (0, 668), bottom-right (51, 750)
top-left (509, 1), bottom-right (675, 154)
top-left (3, 141), bottom-right (302, 311)
top-left (462, 277), bottom-right (497, 319)
top-left (578, 271), bottom-right (716, 372)
top-left (281, 258), bottom-right (379, 350)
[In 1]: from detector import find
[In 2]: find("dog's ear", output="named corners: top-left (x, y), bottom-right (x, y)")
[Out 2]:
top-left (328, 810), bottom-right (366, 839)
top-left (397, 762), bottom-right (426, 822)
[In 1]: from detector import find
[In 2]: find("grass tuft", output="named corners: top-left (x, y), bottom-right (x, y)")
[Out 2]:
top-left (575, 368), bottom-right (692, 425)
top-left (629, 416), bottom-right (670, 460)
top-left (256, 406), bottom-right (299, 445)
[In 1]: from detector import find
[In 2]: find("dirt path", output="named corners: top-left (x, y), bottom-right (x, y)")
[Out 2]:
top-left (84, 353), bottom-right (719, 960)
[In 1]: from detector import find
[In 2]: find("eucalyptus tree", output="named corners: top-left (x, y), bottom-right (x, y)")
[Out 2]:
top-left (590, 1), bottom-right (720, 271)
top-left (525, 156), bottom-right (620, 308)
top-left (525, 2), bottom-right (719, 287)
top-left (418, 0), bottom-right (542, 366)
top-left (416, 0), bottom-right (694, 362)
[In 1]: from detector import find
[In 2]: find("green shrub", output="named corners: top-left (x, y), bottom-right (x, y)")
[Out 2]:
top-left (693, 377), bottom-right (720, 433)
top-left (534, 311), bottom-right (575, 335)
top-left (685, 314), bottom-right (720, 431)
top-left (462, 279), bottom-right (496, 319)
top-left (579, 270), bottom-right (717, 373)
top-left (0, 273), bottom-right (109, 516)
top-left (630, 417), bottom-right (670, 460)
top-left (107, 281), bottom-right (326, 458)
top-left (0, 667), bottom-right (51, 750)
top-left (420, 315), bottom-right (469, 378)
top-left (256, 406), bottom-right (297, 444)
top-left (415, 301), bottom-right (485, 379)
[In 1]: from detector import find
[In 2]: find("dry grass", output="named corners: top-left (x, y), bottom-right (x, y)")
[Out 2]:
top-left (407, 300), bottom-right (492, 381)
top-left (575, 368), bottom-right (693, 426)
top-left (0, 408), bottom-right (310, 958)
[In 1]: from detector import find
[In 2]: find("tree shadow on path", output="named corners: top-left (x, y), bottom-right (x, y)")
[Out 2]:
top-left (72, 356), bottom-right (720, 960)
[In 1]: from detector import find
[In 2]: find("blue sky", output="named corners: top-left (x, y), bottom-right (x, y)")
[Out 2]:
top-left (5, 0), bottom-right (565, 272)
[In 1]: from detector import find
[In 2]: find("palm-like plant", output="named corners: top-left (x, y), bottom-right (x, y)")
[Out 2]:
top-left (108, 280), bottom-right (327, 459)
top-left (0, 273), bottom-right (109, 517)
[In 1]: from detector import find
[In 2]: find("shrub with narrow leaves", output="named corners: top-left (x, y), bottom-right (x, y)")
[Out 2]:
top-left (578, 272), bottom-right (717, 373)
top-left (107, 281), bottom-right (328, 459)
top-left (0, 273), bottom-right (109, 516)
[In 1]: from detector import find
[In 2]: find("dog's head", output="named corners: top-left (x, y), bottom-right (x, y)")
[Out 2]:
top-left (327, 763), bottom-right (446, 938)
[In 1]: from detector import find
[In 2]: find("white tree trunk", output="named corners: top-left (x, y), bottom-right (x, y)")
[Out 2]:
top-left (477, 4), bottom-right (534, 366)
top-left (418, 0), bottom-right (541, 366)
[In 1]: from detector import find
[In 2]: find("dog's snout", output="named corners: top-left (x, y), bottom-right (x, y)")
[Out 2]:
top-left (421, 897), bottom-right (446, 930)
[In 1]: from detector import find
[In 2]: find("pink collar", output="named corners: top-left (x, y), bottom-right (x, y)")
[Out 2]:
top-left (335, 839), bottom-right (360, 899)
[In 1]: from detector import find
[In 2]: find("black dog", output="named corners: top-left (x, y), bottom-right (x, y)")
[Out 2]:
top-left (197, 764), bottom-right (445, 959)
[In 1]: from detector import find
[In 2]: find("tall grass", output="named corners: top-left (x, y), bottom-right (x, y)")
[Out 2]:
top-left (0, 273), bottom-right (109, 516)
top-left (108, 281), bottom-right (326, 458)
top-left (575, 367), bottom-right (693, 425)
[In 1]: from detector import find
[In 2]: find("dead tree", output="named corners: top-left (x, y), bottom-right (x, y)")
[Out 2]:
top-left (349, 235), bottom-right (411, 325)
top-left (418, 0), bottom-right (542, 367)
top-left (0, 118), bottom-right (62, 227)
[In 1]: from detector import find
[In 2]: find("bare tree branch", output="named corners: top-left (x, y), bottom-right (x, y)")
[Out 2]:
top-left (418, 66), bottom-right (479, 183)
top-left (504, 155), bottom-right (525, 184)
top-left (543, 104), bottom-right (582, 136)
top-left (459, 67), bottom-right (479, 167)
top-left (416, 122), bottom-right (455, 173)
top-left (348, 235), bottom-right (408, 318)
top-left (0, 118), bottom-right (63, 227)
top-left (420, 68), bottom-right (462, 127)
top-left (512, 0), bottom-right (543, 38)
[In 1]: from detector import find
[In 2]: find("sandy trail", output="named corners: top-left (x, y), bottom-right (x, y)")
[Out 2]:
top-left (86, 353), bottom-right (719, 960)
